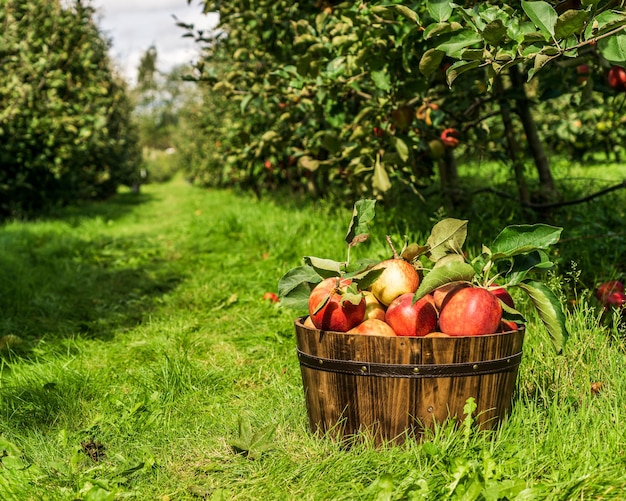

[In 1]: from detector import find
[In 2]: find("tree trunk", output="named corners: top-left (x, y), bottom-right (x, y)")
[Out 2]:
top-left (509, 65), bottom-right (558, 201)
top-left (437, 147), bottom-right (462, 211)
top-left (494, 75), bottom-right (530, 206)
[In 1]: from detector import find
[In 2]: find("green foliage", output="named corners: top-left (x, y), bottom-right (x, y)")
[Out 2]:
top-left (140, 148), bottom-right (179, 184)
top-left (0, 0), bottom-right (141, 219)
top-left (180, 0), bottom-right (626, 210)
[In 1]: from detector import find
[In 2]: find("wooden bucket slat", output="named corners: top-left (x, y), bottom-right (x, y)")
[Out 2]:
top-left (295, 317), bottom-right (525, 444)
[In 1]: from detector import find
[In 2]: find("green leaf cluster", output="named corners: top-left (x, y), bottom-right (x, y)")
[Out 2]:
top-left (182, 0), bottom-right (625, 206)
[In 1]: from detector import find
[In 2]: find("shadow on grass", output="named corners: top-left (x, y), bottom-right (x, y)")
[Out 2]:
top-left (44, 189), bottom-right (156, 225)
top-left (0, 222), bottom-right (181, 359)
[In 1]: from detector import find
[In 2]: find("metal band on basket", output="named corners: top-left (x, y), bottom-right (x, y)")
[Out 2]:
top-left (297, 348), bottom-right (523, 378)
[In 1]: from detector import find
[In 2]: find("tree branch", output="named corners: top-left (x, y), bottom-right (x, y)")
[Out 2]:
top-left (472, 179), bottom-right (626, 210)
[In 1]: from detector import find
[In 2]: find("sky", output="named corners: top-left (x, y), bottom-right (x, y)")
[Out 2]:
top-left (90, 0), bottom-right (219, 85)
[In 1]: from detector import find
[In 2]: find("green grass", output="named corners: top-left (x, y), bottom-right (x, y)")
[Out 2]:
top-left (2, 175), bottom-right (626, 500)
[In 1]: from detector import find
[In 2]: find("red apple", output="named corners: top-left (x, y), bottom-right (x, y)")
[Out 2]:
top-left (262, 292), bottom-right (279, 303)
top-left (370, 258), bottom-right (420, 306)
top-left (607, 66), bottom-right (626, 92)
top-left (439, 286), bottom-right (502, 336)
top-left (433, 282), bottom-right (470, 311)
top-left (489, 286), bottom-right (515, 309)
top-left (424, 331), bottom-right (451, 338)
top-left (308, 277), bottom-right (366, 332)
top-left (596, 280), bottom-right (624, 302)
top-left (347, 318), bottom-right (397, 337)
top-left (604, 291), bottom-right (626, 309)
top-left (363, 291), bottom-right (386, 321)
top-left (440, 128), bottom-right (460, 148)
top-left (499, 319), bottom-right (519, 332)
top-left (385, 293), bottom-right (438, 337)
top-left (577, 64), bottom-right (590, 75)
top-left (576, 64), bottom-right (590, 84)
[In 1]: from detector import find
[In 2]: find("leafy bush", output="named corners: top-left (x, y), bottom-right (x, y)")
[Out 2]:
top-left (0, 0), bottom-right (141, 219)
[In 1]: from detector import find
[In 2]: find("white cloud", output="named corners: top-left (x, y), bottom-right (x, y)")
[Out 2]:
top-left (90, 0), bottom-right (218, 84)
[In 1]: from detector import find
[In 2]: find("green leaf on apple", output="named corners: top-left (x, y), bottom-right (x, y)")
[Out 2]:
top-left (277, 265), bottom-right (321, 310)
top-left (426, 218), bottom-right (468, 262)
top-left (501, 250), bottom-right (554, 285)
top-left (346, 266), bottom-right (385, 290)
top-left (483, 19), bottom-right (507, 46)
top-left (435, 31), bottom-right (483, 58)
top-left (433, 253), bottom-right (466, 268)
top-left (419, 48), bottom-right (445, 76)
top-left (489, 224), bottom-right (562, 261)
top-left (345, 257), bottom-right (379, 273)
top-left (278, 265), bottom-right (321, 296)
top-left (371, 69), bottom-right (392, 91)
top-left (555, 9), bottom-right (587, 39)
top-left (446, 60), bottom-right (481, 86)
top-left (304, 256), bottom-right (343, 278)
top-left (584, 10), bottom-right (626, 40)
top-left (279, 282), bottom-right (313, 311)
top-left (413, 261), bottom-right (476, 302)
top-left (390, 136), bottom-right (410, 162)
top-left (517, 280), bottom-right (568, 353)
top-left (428, 0), bottom-right (453, 23)
top-left (341, 289), bottom-right (364, 307)
top-left (345, 199), bottom-right (376, 247)
top-left (500, 301), bottom-right (527, 324)
top-left (389, 4), bottom-right (421, 25)
top-left (373, 157), bottom-right (392, 193)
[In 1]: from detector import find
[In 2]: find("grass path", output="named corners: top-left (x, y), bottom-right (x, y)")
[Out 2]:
top-left (1, 177), bottom-right (626, 500)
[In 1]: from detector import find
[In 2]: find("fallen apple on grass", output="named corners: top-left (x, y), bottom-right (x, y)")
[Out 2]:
top-left (604, 291), bottom-right (626, 309)
top-left (262, 292), bottom-right (280, 303)
top-left (596, 280), bottom-right (624, 303)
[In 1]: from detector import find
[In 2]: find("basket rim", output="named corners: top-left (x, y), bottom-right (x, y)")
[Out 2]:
top-left (294, 316), bottom-right (525, 339)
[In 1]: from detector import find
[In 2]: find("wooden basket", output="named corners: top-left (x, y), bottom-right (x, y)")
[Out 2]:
top-left (294, 317), bottom-right (525, 444)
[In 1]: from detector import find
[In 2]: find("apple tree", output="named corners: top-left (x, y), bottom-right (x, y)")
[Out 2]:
top-left (0, 0), bottom-right (141, 219)
top-left (183, 0), bottom-right (626, 209)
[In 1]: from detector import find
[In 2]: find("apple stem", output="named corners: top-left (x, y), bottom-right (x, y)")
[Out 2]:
top-left (385, 235), bottom-right (400, 259)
